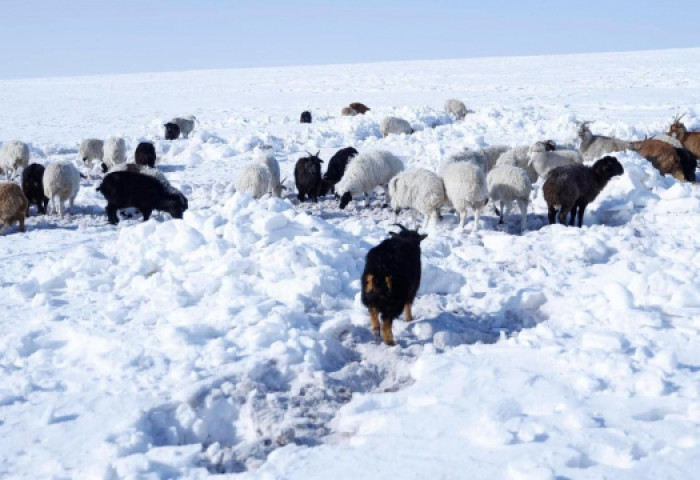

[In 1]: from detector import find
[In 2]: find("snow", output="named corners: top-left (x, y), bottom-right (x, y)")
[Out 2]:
top-left (2, 47), bottom-right (700, 479)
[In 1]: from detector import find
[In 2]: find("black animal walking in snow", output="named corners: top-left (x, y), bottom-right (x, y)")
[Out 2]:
top-left (300, 111), bottom-right (312, 123)
top-left (294, 152), bottom-right (324, 202)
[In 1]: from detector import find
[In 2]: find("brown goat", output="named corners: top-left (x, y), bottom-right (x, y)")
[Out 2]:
top-left (629, 139), bottom-right (689, 181)
top-left (349, 102), bottom-right (370, 114)
top-left (0, 182), bottom-right (28, 234)
top-left (667, 114), bottom-right (700, 159)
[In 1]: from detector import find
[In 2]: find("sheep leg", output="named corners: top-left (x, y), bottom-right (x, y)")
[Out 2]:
top-left (458, 208), bottom-right (466, 228)
top-left (69, 196), bottom-right (75, 216)
top-left (106, 204), bottom-right (119, 225)
top-left (18, 215), bottom-right (25, 233)
top-left (411, 209), bottom-right (418, 229)
top-left (57, 200), bottom-right (64, 218)
top-left (297, 192), bottom-right (305, 202)
top-left (558, 207), bottom-right (570, 226)
top-left (364, 192), bottom-right (371, 208)
top-left (472, 206), bottom-right (481, 233)
top-left (404, 304), bottom-right (413, 322)
top-left (498, 201), bottom-right (505, 224)
top-left (369, 307), bottom-right (380, 336)
top-left (503, 202), bottom-right (513, 225)
top-left (0, 223), bottom-right (7, 234)
top-left (380, 317), bottom-right (395, 346)
top-left (382, 184), bottom-right (390, 207)
top-left (517, 200), bottom-right (528, 231)
top-left (577, 203), bottom-right (587, 228)
top-left (141, 208), bottom-right (153, 221)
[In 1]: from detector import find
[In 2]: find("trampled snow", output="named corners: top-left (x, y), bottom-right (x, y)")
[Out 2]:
top-left (1, 48), bottom-right (700, 479)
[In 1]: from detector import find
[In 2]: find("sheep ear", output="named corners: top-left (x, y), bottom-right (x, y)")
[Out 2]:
top-left (419, 234), bottom-right (428, 242)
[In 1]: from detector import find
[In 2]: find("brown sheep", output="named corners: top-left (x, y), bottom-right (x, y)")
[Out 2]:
top-left (667, 114), bottom-right (700, 159)
top-left (0, 182), bottom-right (28, 234)
top-left (341, 106), bottom-right (357, 117)
top-left (629, 139), bottom-right (693, 182)
top-left (349, 102), bottom-right (370, 114)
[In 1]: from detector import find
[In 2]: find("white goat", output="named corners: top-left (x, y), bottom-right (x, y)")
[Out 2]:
top-left (444, 99), bottom-right (468, 120)
top-left (103, 137), bottom-right (127, 171)
top-left (171, 116), bottom-right (197, 138)
top-left (0, 141), bottom-right (30, 179)
top-left (528, 141), bottom-right (583, 180)
top-left (237, 164), bottom-right (272, 199)
top-left (380, 117), bottom-right (413, 138)
top-left (254, 146), bottom-right (282, 197)
top-left (576, 122), bottom-right (629, 162)
top-left (79, 139), bottom-right (104, 168)
top-left (43, 161), bottom-right (80, 217)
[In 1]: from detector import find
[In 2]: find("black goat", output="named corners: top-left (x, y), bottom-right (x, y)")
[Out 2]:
top-left (135, 142), bottom-right (157, 167)
top-left (300, 111), bottom-right (312, 124)
top-left (320, 147), bottom-right (358, 196)
top-left (164, 122), bottom-right (181, 140)
top-left (361, 224), bottom-right (427, 346)
top-left (21, 163), bottom-right (48, 215)
top-left (97, 171), bottom-right (188, 224)
top-left (294, 152), bottom-right (324, 202)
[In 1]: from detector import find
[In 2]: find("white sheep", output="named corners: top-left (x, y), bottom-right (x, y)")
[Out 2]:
top-left (439, 147), bottom-right (488, 175)
top-left (254, 146), bottom-right (282, 197)
top-left (389, 169), bottom-right (445, 229)
top-left (444, 99), bottom-right (468, 120)
top-left (528, 141), bottom-right (583, 180)
top-left (171, 116), bottom-right (197, 138)
top-left (380, 117), bottom-right (413, 138)
top-left (482, 145), bottom-right (510, 171)
top-left (496, 146), bottom-right (538, 182)
top-left (0, 141), bottom-right (30, 179)
top-left (442, 162), bottom-right (488, 232)
top-left (237, 164), bottom-right (272, 199)
top-left (103, 137), bottom-right (127, 171)
top-left (79, 139), bottom-right (104, 168)
top-left (43, 161), bottom-right (81, 217)
top-left (487, 164), bottom-right (531, 232)
top-left (336, 150), bottom-right (404, 209)
top-left (576, 122), bottom-right (630, 162)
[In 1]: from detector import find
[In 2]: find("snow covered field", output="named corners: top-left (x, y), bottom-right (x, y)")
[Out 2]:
top-left (2, 48), bottom-right (700, 479)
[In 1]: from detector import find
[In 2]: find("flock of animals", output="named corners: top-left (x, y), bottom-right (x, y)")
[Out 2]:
top-left (1, 100), bottom-right (699, 345)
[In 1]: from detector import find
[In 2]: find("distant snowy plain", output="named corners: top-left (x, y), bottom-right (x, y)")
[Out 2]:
top-left (1, 48), bottom-right (700, 479)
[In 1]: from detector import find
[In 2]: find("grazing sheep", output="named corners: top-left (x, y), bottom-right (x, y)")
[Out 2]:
top-left (336, 150), bottom-right (404, 209)
top-left (237, 164), bottom-right (272, 200)
top-left (389, 169), bottom-right (445, 229)
top-left (170, 116), bottom-right (196, 138)
top-left (21, 163), bottom-right (48, 215)
top-left (528, 141), bottom-right (584, 180)
top-left (576, 122), bottom-right (629, 161)
top-left (254, 146), bottom-right (282, 197)
top-left (0, 182), bottom-right (28, 233)
top-left (320, 146), bottom-right (358, 196)
top-left (487, 164), bottom-right (532, 231)
top-left (543, 156), bottom-right (624, 227)
top-left (361, 224), bottom-right (426, 346)
top-left (164, 122), bottom-right (181, 140)
top-left (135, 142), bottom-right (157, 168)
top-left (79, 138), bottom-right (104, 167)
top-left (102, 137), bottom-right (127, 172)
top-left (442, 162), bottom-right (488, 232)
top-left (294, 152), bottom-right (324, 202)
top-left (97, 171), bottom-right (188, 224)
top-left (668, 114), bottom-right (700, 160)
top-left (444, 98), bottom-right (468, 120)
top-left (349, 102), bottom-right (370, 114)
top-left (43, 161), bottom-right (81, 217)
top-left (380, 117), bottom-right (413, 138)
top-left (629, 139), bottom-right (693, 182)
top-left (341, 106), bottom-right (358, 117)
top-left (440, 147), bottom-right (489, 175)
top-left (300, 111), bottom-right (312, 124)
top-left (0, 140), bottom-right (30, 180)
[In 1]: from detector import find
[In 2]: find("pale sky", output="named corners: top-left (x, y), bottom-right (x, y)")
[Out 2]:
top-left (1, 0), bottom-right (699, 79)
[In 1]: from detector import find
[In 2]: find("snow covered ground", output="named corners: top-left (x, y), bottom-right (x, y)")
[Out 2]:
top-left (1, 48), bottom-right (700, 479)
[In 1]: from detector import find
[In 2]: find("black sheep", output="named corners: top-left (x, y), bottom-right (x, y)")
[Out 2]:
top-left (300, 111), bottom-right (312, 124)
top-left (319, 147), bottom-right (358, 196)
top-left (21, 163), bottom-right (48, 215)
top-left (164, 122), bottom-right (181, 140)
top-left (294, 152), bottom-right (324, 202)
top-left (361, 224), bottom-right (427, 346)
top-left (543, 155), bottom-right (624, 227)
top-left (97, 171), bottom-right (188, 225)
top-left (135, 142), bottom-right (157, 168)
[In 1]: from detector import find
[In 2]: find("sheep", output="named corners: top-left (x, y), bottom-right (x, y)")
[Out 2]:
top-left (135, 142), bottom-right (157, 168)
top-left (336, 150), bottom-right (404, 209)
top-left (495, 141), bottom-right (557, 182)
top-left (97, 171), bottom-right (188, 224)
top-left (380, 117), bottom-right (413, 138)
top-left (108, 163), bottom-right (169, 185)
top-left (0, 182), bottom-right (28, 233)
top-left (43, 161), bottom-right (81, 217)
top-left (170, 116), bottom-right (196, 138)
top-left (0, 140), bottom-right (30, 179)
top-left (300, 111), bottom-right (312, 124)
top-left (361, 224), bottom-right (426, 346)
top-left (442, 162), bottom-right (488, 232)
top-left (341, 106), bottom-right (358, 117)
top-left (79, 138), bottom-right (104, 168)
top-left (528, 141), bottom-right (584, 180)
top-left (667, 114), bottom-right (700, 159)
top-left (164, 122), bottom-right (181, 140)
top-left (349, 102), bottom-right (370, 114)
top-left (102, 137), bottom-right (127, 172)
top-left (486, 164), bottom-right (532, 231)
top-left (483, 145), bottom-right (511, 172)
top-left (21, 163), bottom-right (48, 215)
top-left (237, 164), bottom-right (272, 200)
top-left (440, 147), bottom-right (489, 175)
top-left (389, 169), bottom-right (445, 229)
top-left (254, 146), bottom-right (282, 197)
top-left (444, 98), bottom-right (468, 120)
top-left (543, 156), bottom-right (624, 227)
top-left (319, 146), bottom-right (358, 196)
top-left (294, 152), bottom-right (324, 202)
top-left (629, 139), bottom-right (693, 182)
top-left (576, 122), bottom-right (630, 161)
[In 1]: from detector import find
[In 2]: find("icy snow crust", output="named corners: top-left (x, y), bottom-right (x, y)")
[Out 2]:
top-left (2, 48), bottom-right (700, 478)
